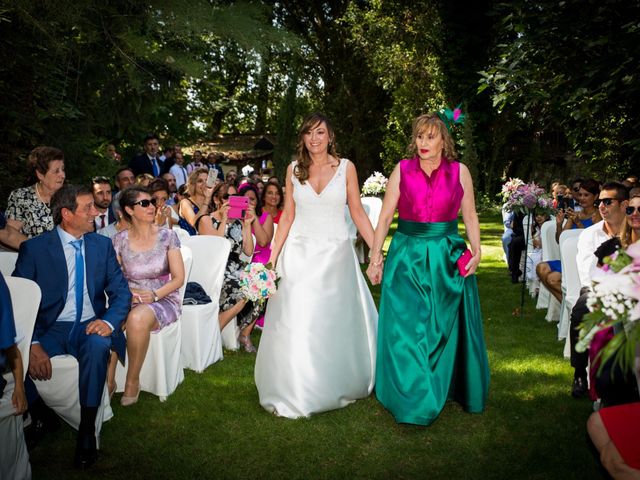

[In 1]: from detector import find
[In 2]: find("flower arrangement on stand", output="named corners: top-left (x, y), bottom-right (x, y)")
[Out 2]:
top-left (503, 180), bottom-right (556, 317)
top-left (503, 181), bottom-right (555, 217)
top-left (239, 263), bottom-right (279, 305)
top-left (361, 172), bottom-right (388, 197)
top-left (577, 243), bottom-right (640, 373)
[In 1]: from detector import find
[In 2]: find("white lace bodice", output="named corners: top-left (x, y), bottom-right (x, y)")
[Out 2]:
top-left (289, 158), bottom-right (350, 240)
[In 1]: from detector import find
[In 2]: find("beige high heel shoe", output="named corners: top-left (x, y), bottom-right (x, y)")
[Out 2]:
top-left (120, 384), bottom-right (141, 406)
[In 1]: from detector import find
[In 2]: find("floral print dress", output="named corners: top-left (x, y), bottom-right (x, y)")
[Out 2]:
top-left (211, 218), bottom-right (261, 330)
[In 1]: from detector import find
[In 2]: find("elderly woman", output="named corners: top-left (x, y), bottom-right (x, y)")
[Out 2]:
top-left (6, 146), bottom-right (66, 237)
top-left (178, 168), bottom-right (213, 233)
top-left (261, 181), bottom-right (284, 224)
top-left (196, 192), bottom-right (261, 352)
top-left (111, 186), bottom-right (185, 405)
top-left (367, 112), bottom-right (489, 426)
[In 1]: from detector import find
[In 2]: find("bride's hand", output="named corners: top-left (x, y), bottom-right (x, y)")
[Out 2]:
top-left (366, 262), bottom-right (383, 285)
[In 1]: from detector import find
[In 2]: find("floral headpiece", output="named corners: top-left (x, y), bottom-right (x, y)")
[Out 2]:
top-left (436, 105), bottom-right (465, 132)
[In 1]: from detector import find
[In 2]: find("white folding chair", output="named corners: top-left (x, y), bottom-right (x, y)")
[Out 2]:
top-left (558, 230), bottom-right (582, 341)
top-left (115, 246), bottom-right (190, 401)
top-left (180, 236), bottom-right (230, 369)
top-left (536, 220), bottom-right (562, 321)
top-left (0, 251), bottom-right (18, 276)
top-left (0, 276), bottom-right (39, 479)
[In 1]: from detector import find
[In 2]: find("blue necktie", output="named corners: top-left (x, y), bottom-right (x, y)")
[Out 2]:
top-left (70, 239), bottom-right (84, 325)
top-left (152, 158), bottom-right (160, 177)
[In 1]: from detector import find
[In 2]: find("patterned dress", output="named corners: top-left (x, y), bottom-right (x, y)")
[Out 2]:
top-left (5, 185), bottom-right (54, 237)
top-left (112, 228), bottom-right (182, 329)
top-left (210, 217), bottom-right (261, 330)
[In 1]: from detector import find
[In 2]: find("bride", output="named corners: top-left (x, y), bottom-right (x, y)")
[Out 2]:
top-left (254, 113), bottom-right (378, 418)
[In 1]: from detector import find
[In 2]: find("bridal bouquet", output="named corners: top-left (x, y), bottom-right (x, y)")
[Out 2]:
top-left (576, 243), bottom-right (640, 372)
top-left (503, 181), bottom-right (555, 216)
top-left (239, 262), bottom-right (278, 303)
top-left (361, 171), bottom-right (388, 196)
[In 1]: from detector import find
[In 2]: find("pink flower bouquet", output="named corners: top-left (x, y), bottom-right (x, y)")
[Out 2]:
top-left (239, 262), bottom-right (278, 304)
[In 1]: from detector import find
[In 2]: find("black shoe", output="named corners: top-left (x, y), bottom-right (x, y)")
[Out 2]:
top-left (571, 377), bottom-right (588, 398)
top-left (74, 430), bottom-right (97, 469)
top-left (24, 400), bottom-right (61, 451)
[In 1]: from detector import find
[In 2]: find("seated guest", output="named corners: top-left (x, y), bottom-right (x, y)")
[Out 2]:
top-left (196, 195), bottom-right (261, 353)
top-left (186, 150), bottom-right (206, 174)
top-left (178, 168), bottom-right (213, 233)
top-left (267, 176), bottom-right (279, 185)
top-left (91, 176), bottom-right (116, 231)
top-left (239, 183), bottom-right (273, 261)
top-left (105, 144), bottom-right (122, 163)
top-left (135, 173), bottom-right (154, 187)
top-left (537, 178), bottom-right (601, 301)
top-left (0, 210), bottom-right (27, 250)
top-left (226, 169), bottom-right (238, 187)
top-left (13, 185), bottom-right (131, 468)
top-left (98, 192), bottom-right (128, 239)
top-left (161, 172), bottom-right (178, 205)
top-left (169, 152), bottom-right (188, 189)
top-left (621, 192), bottom-right (640, 247)
top-left (261, 181), bottom-right (284, 224)
top-left (0, 274), bottom-right (30, 480)
top-left (6, 146), bottom-right (66, 238)
top-left (114, 167), bottom-right (135, 193)
top-left (588, 402), bottom-right (640, 480)
top-left (206, 152), bottom-right (226, 182)
top-left (149, 179), bottom-right (179, 229)
top-left (569, 182), bottom-right (629, 398)
top-left (111, 186), bottom-right (184, 406)
top-left (255, 180), bottom-right (265, 198)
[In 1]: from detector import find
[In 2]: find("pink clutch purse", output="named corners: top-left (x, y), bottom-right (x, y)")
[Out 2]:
top-left (456, 249), bottom-right (473, 276)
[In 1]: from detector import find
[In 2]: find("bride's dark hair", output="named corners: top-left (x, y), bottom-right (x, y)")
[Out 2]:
top-left (294, 113), bottom-right (339, 184)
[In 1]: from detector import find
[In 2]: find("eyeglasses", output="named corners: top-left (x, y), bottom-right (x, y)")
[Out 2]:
top-left (92, 176), bottom-right (111, 184)
top-left (132, 198), bottom-right (157, 208)
top-left (595, 198), bottom-right (618, 207)
top-left (626, 206), bottom-right (640, 215)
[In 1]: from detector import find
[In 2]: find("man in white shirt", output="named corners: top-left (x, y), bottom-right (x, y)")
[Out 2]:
top-left (569, 182), bottom-right (628, 398)
top-left (169, 152), bottom-right (189, 189)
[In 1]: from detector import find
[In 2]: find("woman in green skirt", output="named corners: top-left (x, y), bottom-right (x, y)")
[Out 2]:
top-left (367, 112), bottom-right (489, 426)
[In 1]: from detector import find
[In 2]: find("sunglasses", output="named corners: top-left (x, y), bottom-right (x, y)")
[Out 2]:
top-left (132, 198), bottom-right (157, 208)
top-left (92, 175), bottom-right (111, 184)
top-left (626, 206), bottom-right (640, 215)
top-left (595, 198), bottom-right (618, 207)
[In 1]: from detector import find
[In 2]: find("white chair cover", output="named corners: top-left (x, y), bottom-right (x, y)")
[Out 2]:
top-left (361, 196), bottom-right (383, 229)
top-left (0, 251), bottom-right (18, 276)
top-left (115, 246), bottom-right (191, 401)
top-left (172, 225), bottom-right (191, 244)
top-left (0, 276), bottom-right (39, 480)
top-left (558, 230), bottom-right (582, 340)
top-left (180, 237), bottom-right (230, 369)
top-left (536, 220), bottom-right (560, 310)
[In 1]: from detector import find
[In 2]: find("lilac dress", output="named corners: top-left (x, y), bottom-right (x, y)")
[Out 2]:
top-left (113, 228), bottom-right (182, 329)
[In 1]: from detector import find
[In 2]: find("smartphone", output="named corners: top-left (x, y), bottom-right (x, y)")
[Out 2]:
top-left (228, 195), bottom-right (249, 219)
top-left (557, 194), bottom-right (566, 210)
top-left (206, 168), bottom-right (217, 188)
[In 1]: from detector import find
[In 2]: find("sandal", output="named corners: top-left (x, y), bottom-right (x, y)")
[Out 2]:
top-left (238, 334), bottom-right (257, 353)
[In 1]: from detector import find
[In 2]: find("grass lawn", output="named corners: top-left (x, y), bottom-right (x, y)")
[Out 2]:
top-left (30, 213), bottom-right (600, 479)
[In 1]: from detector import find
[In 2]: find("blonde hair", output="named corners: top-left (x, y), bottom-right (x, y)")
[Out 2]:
top-left (186, 167), bottom-right (209, 197)
top-left (408, 113), bottom-right (458, 160)
top-left (294, 113), bottom-right (339, 184)
top-left (620, 193), bottom-right (640, 248)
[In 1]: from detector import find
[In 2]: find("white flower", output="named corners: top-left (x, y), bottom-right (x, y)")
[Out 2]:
top-left (362, 171), bottom-right (388, 196)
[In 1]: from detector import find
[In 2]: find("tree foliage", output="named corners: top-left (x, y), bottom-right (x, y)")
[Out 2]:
top-left (480, 0), bottom-right (640, 179)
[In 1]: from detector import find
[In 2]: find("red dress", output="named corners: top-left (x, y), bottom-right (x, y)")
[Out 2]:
top-left (599, 402), bottom-right (640, 469)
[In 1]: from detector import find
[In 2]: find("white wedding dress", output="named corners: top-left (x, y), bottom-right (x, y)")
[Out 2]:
top-left (254, 158), bottom-right (378, 418)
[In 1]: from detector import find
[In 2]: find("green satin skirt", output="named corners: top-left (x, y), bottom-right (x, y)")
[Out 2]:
top-left (376, 219), bottom-right (490, 425)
